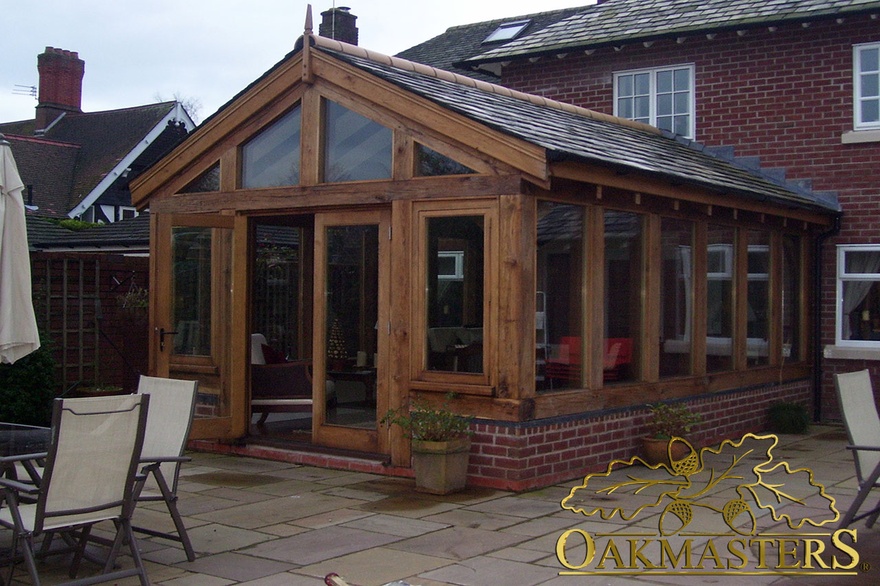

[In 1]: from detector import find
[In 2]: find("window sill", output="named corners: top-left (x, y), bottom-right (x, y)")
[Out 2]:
top-left (823, 345), bottom-right (880, 360)
top-left (841, 129), bottom-right (880, 144)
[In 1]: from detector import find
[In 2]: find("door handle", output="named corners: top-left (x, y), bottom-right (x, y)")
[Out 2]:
top-left (158, 327), bottom-right (179, 351)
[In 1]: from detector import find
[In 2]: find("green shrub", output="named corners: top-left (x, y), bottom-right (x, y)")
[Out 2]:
top-left (0, 342), bottom-right (58, 426)
top-left (768, 402), bottom-right (810, 435)
top-left (381, 393), bottom-right (473, 441)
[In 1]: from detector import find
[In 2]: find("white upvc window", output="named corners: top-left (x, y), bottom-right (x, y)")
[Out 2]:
top-left (614, 64), bottom-right (695, 138)
top-left (836, 245), bottom-right (880, 346)
top-left (854, 42), bottom-right (880, 130)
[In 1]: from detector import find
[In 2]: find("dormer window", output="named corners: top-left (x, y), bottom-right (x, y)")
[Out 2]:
top-left (483, 20), bottom-right (531, 44)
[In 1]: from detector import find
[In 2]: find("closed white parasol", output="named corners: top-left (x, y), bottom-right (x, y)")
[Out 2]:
top-left (0, 134), bottom-right (40, 363)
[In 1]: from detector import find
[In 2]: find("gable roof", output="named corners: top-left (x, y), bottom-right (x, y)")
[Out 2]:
top-left (134, 33), bottom-right (839, 220)
top-left (464, 0), bottom-right (880, 65)
top-left (395, 7), bottom-right (585, 80)
top-left (0, 102), bottom-right (192, 218)
top-left (319, 43), bottom-right (838, 215)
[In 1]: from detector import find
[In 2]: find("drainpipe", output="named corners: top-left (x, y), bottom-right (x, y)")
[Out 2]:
top-left (812, 213), bottom-right (841, 422)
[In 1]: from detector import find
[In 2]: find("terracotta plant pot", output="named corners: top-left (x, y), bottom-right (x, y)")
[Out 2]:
top-left (411, 436), bottom-right (471, 494)
top-left (642, 436), bottom-right (691, 467)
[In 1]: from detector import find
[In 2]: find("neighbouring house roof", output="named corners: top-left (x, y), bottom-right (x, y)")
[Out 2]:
top-left (0, 102), bottom-right (191, 219)
top-left (27, 213), bottom-right (150, 252)
top-left (319, 44), bottom-right (839, 214)
top-left (463, 0), bottom-right (880, 66)
top-left (395, 7), bottom-right (585, 80)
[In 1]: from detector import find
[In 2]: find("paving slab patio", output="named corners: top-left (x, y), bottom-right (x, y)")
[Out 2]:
top-left (2, 424), bottom-right (879, 585)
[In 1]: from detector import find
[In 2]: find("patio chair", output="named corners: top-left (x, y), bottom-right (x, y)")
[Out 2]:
top-left (131, 375), bottom-right (198, 561)
top-left (834, 369), bottom-right (880, 529)
top-left (0, 394), bottom-right (150, 586)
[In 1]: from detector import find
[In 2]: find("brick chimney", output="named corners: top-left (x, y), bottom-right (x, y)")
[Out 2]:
top-left (36, 47), bottom-right (85, 129)
top-left (319, 6), bottom-right (358, 45)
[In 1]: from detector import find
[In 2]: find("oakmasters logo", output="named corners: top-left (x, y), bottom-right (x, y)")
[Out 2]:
top-left (555, 433), bottom-right (862, 578)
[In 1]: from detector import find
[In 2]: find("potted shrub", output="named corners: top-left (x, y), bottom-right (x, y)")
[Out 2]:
top-left (382, 393), bottom-right (473, 494)
top-left (642, 402), bottom-right (702, 466)
top-left (73, 381), bottom-right (127, 398)
top-left (767, 401), bottom-right (810, 434)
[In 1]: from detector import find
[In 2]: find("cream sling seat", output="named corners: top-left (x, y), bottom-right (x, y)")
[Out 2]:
top-left (0, 394), bottom-right (150, 586)
top-left (834, 369), bottom-right (880, 529)
top-left (130, 375), bottom-right (198, 561)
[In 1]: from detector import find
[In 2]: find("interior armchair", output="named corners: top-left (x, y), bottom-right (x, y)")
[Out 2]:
top-left (250, 334), bottom-right (314, 425)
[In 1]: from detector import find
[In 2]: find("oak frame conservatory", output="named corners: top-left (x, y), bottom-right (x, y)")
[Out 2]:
top-left (130, 25), bottom-right (839, 490)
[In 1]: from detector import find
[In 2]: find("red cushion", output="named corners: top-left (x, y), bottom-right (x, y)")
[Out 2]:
top-left (261, 344), bottom-right (287, 364)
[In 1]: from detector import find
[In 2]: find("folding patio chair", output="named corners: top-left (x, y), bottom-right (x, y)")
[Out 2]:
top-left (0, 394), bottom-right (150, 586)
top-left (834, 369), bottom-right (880, 529)
top-left (131, 375), bottom-right (198, 561)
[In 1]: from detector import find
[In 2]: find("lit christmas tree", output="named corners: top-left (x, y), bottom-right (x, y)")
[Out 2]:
top-left (327, 317), bottom-right (347, 360)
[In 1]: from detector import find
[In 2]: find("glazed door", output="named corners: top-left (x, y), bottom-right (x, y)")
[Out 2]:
top-left (313, 210), bottom-right (389, 452)
top-left (153, 213), bottom-right (246, 440)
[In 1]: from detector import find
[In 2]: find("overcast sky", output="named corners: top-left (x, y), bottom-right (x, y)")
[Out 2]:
top-left (2, 1), bottom-right (594, 124)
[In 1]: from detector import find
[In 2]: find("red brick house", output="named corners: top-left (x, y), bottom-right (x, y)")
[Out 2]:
top-left (401, 0), bottom-right (880, 423)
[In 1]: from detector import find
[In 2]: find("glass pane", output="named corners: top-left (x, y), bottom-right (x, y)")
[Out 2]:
top-left (618, 97), bottom-right (633, 118)
top-left (862, 73), bottom-right (879, 97)
top-left (325, 225), bottom-right (379, 428)
top-left (242, 106), bottom-right (301, 188)
top-left (416, 144), bottom-right (475, 176)
top-left (842, 281), bottom-right (880, 341)
top-left (844, 250), bottom-right (880, 274)
top-left (253, 224), bottom-right (304, 360)
top-left (605, 210), bottom-right (642, 383)
top-left (635, 96), bottom-right (651, 119)
top-left (673, 68), bottom-right (691, 91)
top-left (674, 115), bottom-right (690, 137)
top-left (861, 47), bottom-right (879, 73)
top-left (180, 164), bottom-right (220, 193)
top-left (634, 72), bottom-right (650, 95)
top-left (618, 74), bottom-right (634, 97)
top-left (863, 100), bottom-right (880, 124)
top-left (657, 94), bottom-right (672, 116)
top-left (426, 216), bottom-right (485, 373)
top-left (674, 92), bottom-right (690, 114)
top-left (657, 116), bottom-right (673, 133)
top-left (657, 70), bottom-right (673, 93)
top-left (171, 227), bottom-right (213, 356)
top-left (660, 218), bottom-right (693, 378)
top-left (537, 202), bottom-right (584, 391)
top-left (747, 231), bottom-right (770, 366)
top-left (707, 225), bottom-right (734, 372)
top-left (782, 235), bottom-right (801, 363)
top-left (323, 100), bottom-right (392, 182)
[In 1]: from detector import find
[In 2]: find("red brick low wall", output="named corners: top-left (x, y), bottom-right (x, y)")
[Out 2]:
top-left (466, 379), bottom-right (813, 492)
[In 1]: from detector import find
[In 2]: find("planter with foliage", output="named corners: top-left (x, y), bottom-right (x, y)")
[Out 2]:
top-left (72, 383), bottom-right (127, 398)
top-left (767, 402), bottom-right (810, 434)
top-left (642, 402), bottom-right (702, 466)
top-left (382, 393), bottom-right (473, 494)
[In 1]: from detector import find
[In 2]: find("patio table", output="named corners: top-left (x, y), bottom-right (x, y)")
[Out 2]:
top-left (0, 422), bottom-right (51, 485)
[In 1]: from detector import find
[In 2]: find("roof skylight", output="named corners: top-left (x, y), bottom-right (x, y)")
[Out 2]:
top-left (482, 20), bottom-right (531, 44)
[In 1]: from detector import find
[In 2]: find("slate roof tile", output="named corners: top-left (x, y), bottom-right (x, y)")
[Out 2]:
top-left (466, 0), bottom-right (880, 64)
top-left (325, 47), bottom-right (839, 215)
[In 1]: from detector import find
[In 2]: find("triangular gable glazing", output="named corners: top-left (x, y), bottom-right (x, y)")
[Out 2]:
top-left (322, 99), bottom-right (392, 183)
top-left (242, 105), bottom-right (302, 188)
top-left (416, 144), bottom-right (476, 177)
top-left (180, 163), bottom-right (220, 193)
